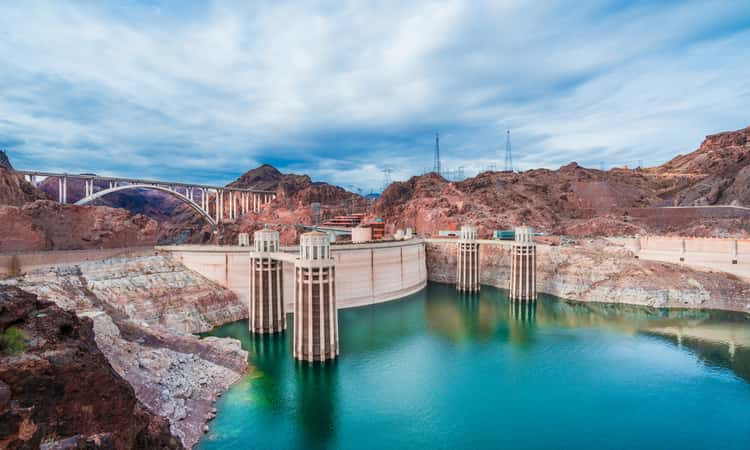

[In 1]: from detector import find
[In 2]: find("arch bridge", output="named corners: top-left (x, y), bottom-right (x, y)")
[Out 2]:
top-left (15, 170), bottom-right (276, 226)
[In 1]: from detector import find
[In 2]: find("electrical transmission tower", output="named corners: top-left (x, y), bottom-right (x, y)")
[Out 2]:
top-left (381, 167), bottom-right (393, 192)
top-left (504, 130), bottom-right (513, 172)
top-left (433, 133), bottom-right (441, 175)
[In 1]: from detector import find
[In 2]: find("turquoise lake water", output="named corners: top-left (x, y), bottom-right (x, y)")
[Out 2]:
top-left (198, 283), bottom-right (750, 450)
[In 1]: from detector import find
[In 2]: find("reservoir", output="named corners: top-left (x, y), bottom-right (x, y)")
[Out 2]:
top-left (199, 283), bottom-right (750, 450)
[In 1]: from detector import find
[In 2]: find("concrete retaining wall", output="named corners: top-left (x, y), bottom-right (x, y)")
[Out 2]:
top-left (609, 236), bottom-right (750, 280)
top-left (626, 206), bottom-right (750, 227)
top-left (157, 239), bottom-right (427, 310)
top-left (0, 246), bottom-right (155, 278)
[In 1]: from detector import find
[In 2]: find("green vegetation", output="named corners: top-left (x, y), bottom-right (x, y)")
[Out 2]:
top-left (2, 327), bottom-right (26, 354)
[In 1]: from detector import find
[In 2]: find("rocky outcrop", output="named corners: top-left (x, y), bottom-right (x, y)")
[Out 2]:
top-left (426, 240), bottom-right (750, 313)
top-left (226, 163), bottom-right (284, 191)
top-left (0, 285), bottom-right (182, 449)
top-left (227, 164), bottom-right (361, 207)
top-left (89, 315), bottom-right (246, 448)
top-left (374, 167), bottom-right (658, 238)
top-left (166, 163), bottom-right (366, 246)
top-left (0, 201), bottom-right (161, 251)
top-left (0, 150), bottom-right (11, 170)
top-left (0, 168), bottom-right (48, 207)
top-left (374, 124), bottom-right (750, 238)
top-left (3, 255), bottom-right (249, 448)
top-left (655, 125), bottom-right (750, 206)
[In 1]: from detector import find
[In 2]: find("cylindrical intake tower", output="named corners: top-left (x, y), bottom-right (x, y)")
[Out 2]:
top-left (293, 231), bottom-right (339, 362)
top-left (249, 228), bottom-right (285, 334)
top-left (456, 225), bottom-right (480, 292)
top-left (509, 226), bottom-right (536, 301)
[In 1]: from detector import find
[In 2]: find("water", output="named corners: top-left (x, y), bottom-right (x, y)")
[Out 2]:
top-left (198, 283), bottom-right (750, 450)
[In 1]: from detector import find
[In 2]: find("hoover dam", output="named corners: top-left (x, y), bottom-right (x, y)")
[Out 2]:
top-left (2, 2), bottom-right (750, 447)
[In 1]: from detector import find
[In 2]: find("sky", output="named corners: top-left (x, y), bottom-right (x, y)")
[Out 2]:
top-left (1, 0), bottom-right (749, 193)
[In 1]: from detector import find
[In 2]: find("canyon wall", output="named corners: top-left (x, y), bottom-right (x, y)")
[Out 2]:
top-left (426, 240), bottom-right (750, 313)
top-left (2, 255), bottom-right (249, 448)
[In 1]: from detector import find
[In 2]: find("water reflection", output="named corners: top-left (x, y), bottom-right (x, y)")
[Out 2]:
top-left (425, 288), bottom-right (506, 342)
top-left (508, 301), bottom-right (536, 346)
top-left (248, 332), bottom-right (288, 413)
top-left (421, 283), bottom-right (750, 381)
top-left (338, 291), bottom-right (427, 355)
top-left (294, 362), bottom-right (338, 449)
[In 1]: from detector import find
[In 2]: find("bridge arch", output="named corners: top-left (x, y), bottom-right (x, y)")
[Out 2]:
top-left (74, 184), bottom-right (217, 227)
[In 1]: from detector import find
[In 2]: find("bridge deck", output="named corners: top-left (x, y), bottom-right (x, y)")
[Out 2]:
top-left (14, 169), bottom-right (275, 193)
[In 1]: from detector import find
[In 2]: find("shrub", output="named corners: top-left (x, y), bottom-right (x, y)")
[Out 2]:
top-left (2, 327), bottom-right (26, 354)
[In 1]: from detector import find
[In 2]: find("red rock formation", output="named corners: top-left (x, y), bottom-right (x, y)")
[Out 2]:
top-left (0, 166), bottom-right (47, 207)
top-left (0, 152), bottom-right (174, 251)
top-left (374, 125), bottom-right (750, 238)
top-left (373, 165), bottom-right (659, 238)
top-left (653, 125), bottom-right (750, 206)
top-left (0, 285), bottom-right (182, 449)
top-left (9, 255), bottom-right (249, 448)
top-left (0, 201), bottom-right (160, 251)
top-left (227, 163), bottom-right (284, 191)
top-left (0, 150), bottom-right (11, 170)
top-left (168, 164), bottom-right (367, 245)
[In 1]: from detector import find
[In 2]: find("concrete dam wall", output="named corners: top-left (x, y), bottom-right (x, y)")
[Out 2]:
top-left (158, 239), bottom-right (427, 310)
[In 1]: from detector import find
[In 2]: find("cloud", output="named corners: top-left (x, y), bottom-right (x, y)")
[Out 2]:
top-left (0, 0), bottom-right (748, 191)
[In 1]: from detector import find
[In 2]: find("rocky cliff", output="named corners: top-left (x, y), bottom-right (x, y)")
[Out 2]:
top-left (375, 124), bottom-right (750, 238)
top-left (2, 255), bottom-right (249, 448)
top-left (426, 240), bottom-right (750, 313)
top-left (654, 125), bottom-right (750, 206)
top-left (0, 285), bottom-right (182, 449)
top-left (374, 166), bottom-right (658, 238)
top-left (0, 150), bottom-right (11, 170)
top-left (0, 166), bottom-right (47, 207)
top-left (0, 200), bottom-right (161, 251)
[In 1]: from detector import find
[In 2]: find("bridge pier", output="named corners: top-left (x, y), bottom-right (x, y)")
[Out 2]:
top-left (510, 226), bottom-right (536, 302)
top-left (456, 225), bottom-right (480, 292)
top-left (249, 229), bottom-right (285, 334)
top-left (294, 231), bottom-right (338, 362)
top-left (57, 176), bottom-right (68, 203)
top-left (84, 179), bottom-right (95, 198)
top-left (215, 190), bottom-right (220, 222)
top-left (229, 191), bottom-right (234, 220)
